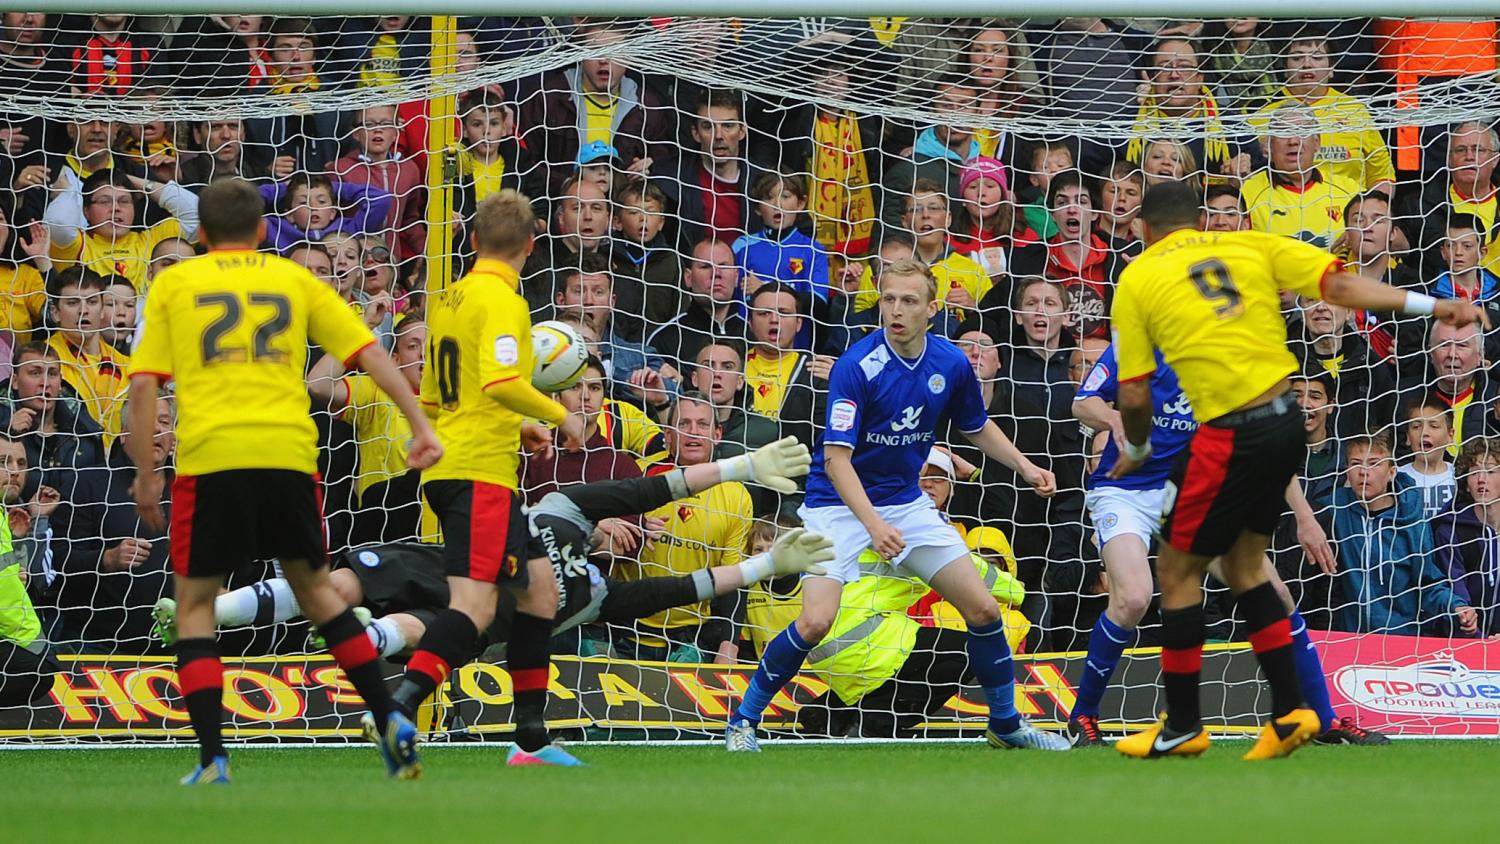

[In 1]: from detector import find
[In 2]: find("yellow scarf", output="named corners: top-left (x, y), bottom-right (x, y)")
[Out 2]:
top-left (1127, 86), bottom-right (1231, 170)
top-left (811, 111), bottom-right (876, 256)
top-left (268, 69), bottom-right (321, 96)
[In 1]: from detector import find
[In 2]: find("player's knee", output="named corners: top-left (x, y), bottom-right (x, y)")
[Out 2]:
top-left (330, 569), bottom-right (363, 605)
top-left (1111, 589), bottom-right (1151, 626)
top-left (1269, 574), bottom-right (1294, 611)
top-left (960, 600), bottom-right (1002, 629)
top-left (794, 612), bottom-right (833, 644)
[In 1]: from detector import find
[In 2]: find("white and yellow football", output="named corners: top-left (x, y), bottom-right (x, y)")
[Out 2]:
top-left (531, 320), bottom-right (590, 392)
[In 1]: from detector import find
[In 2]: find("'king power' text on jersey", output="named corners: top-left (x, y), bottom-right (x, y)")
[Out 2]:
top-left (805, 330), bottom-right (988, 508)
top-left (1076, 346), bottom-right (1198, 492)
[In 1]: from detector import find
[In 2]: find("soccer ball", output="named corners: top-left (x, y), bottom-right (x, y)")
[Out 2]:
top-left (531, 321), bottom-right (590, 392)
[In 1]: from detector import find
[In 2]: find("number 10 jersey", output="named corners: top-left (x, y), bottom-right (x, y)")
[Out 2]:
top-left (419, 258), bottom-right (534, 489)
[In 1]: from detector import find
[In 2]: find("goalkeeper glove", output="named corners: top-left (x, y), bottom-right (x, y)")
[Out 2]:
top-left (739, 528), bottom-right (834, 581)
top-left (717, 436), bottom-right (811, 494)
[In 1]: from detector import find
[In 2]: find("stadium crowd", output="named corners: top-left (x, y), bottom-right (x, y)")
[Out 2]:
top-left (2, 14), bottom-right (1499, 715)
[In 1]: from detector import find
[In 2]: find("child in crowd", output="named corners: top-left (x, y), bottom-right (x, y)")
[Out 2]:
top-left (900, 179), bottom-right (990, 320)
top-left (1018, 140), bottom-right (1072, 239)
top-left (1399, 397), bottom-right (1458, 520)
top-left (949, 156), bottom-right (1034, 277)
top-left (1433, 215), bottom-right (1500, 304)
top-left (614, 181), bottom-right (681, 326)
top-left (1096, 162), bottom-right (1144, 256)
top-left (734, 171), bottom-right (831, 303)
top-left (260, 173), bottom-right (391, 255)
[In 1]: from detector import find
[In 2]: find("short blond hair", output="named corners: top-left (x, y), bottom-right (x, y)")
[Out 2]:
top-left (880, 257), bottom-right (938, 303)
top-left (474, 190), bottom-right (536, 257)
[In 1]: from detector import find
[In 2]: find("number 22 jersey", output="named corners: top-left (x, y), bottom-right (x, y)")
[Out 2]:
top-left (128, 249), bottom-right (376, 476)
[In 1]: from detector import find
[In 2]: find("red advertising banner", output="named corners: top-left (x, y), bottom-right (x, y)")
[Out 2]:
top-left (1310, 630), bottom-right (1500, 736)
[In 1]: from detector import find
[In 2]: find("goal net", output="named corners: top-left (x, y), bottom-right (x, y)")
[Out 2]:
top-left (2, 12), bottom-right (1499, 744)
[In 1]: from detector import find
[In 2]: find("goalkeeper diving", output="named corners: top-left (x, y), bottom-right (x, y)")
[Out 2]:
top-left (154, 437), bottom-right (832, 714)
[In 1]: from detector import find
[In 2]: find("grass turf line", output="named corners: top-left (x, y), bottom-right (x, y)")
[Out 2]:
top-left (3, 742), bottom-right (1495, 842)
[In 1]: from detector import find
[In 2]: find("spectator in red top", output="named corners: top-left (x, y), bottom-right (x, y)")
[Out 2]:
top-left (655, 89), bottom-right (769, 249)
top-left (330, 104), bottom-right (425, 261)
top-left (69, 15), bottom-right (154, 96)
top-left (522, 355), bottom-right (643, 505)
top-left (1008, 171), bottom-right (1124, 341)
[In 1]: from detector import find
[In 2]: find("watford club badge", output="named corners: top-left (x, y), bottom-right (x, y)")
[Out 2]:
top-left (788, 257), bottom-right (805, 276)
top-left (677, 505), bottom-right (694, 523)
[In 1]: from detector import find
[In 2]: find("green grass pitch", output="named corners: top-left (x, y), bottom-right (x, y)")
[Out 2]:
top-left (5, 741), bottom-right (1497, 842)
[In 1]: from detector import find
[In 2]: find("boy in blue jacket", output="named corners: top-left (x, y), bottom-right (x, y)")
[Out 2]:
top-left (1324, 433), bottom-right (1478, 637)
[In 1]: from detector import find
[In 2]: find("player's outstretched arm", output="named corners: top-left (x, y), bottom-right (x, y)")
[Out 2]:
top-left (125, 374), bottom-right (167, 532)
top-left (1322, 271), bottom-right (1491, 329)
top-left (964, 421), bottom-right (1056, 498)
top-left (306, 349), bottom-right (351, 412)
top-left (352, 344), bottom-right (444, 470)
top-left (710, 528), bottom-right (834, 591)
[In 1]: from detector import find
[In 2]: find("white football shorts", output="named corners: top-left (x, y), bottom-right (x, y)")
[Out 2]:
top-left (797, 495), bottom-right (970, 585)
top-left (1085, 485), bottom-right (1167, 548)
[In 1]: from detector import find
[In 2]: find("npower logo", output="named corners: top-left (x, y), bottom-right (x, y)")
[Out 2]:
top-left (1334, 657), bottom-right (1500, 717)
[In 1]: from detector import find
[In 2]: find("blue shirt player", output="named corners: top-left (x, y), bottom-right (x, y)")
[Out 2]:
top-left (1066, 346), bottom-right (1371, 747)
top-left (726, 259), bottom-right (1069, 753)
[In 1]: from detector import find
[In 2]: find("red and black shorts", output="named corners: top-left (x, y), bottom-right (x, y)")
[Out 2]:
top-left (422, 479), bottom-right (529, 586)
top-left (1160, 394), bottom-right (1305, 558)
top-left (171, 470), bottom-right (327, 579)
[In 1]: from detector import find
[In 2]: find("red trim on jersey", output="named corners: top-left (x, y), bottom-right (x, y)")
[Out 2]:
top-left (1167, 426), bottom-right (1235, 552)
top-left (170, 475), bottom-right (197, 577)
top-left (468, 482), bottom-right (512, 583)
top-left (1160, 645), bottom-right (1203, 674)
top-left (481, 374), bottom-right (521, 391)
top-left (1247, 618), bottom-right (1293, 653)
top-left (1317, 259), bottom-right (1345, 300)
top-left (1119, 372), bottom-right (1152, 384)
top-left (342, 339), bottom-right (378, 369)
top-left (129, 370), bottom-right (173, 385)
top-left (177, 655), bottom-right (223, 696)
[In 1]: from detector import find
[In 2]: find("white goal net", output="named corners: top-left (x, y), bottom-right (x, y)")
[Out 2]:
top-left (2, 13), bottom-right (1499, 743)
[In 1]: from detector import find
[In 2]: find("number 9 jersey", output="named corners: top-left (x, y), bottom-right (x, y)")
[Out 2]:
top-left (418, 258), bottom-right (535, 489)
top-left (1110, 229), bottom-right (1338, 423)
top-left (128, 249), bottom-right (376, 476)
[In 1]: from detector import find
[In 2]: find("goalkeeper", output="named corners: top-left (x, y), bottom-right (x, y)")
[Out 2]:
top-left (153, 438), bottom-right (832, 740)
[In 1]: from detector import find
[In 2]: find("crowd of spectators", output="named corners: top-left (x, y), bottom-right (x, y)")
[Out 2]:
top-left (1, 14), bottom-right (1499, 689)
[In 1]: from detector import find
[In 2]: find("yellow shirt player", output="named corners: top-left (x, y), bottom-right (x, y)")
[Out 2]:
top-left (391, 189), bottom-right (588, 765)
top-left (1109, 181), bottom-right (1487, 762)
top-left (307, 315), bottom-right (439, 543)
top-left (124, 177), bottom-right (440, 784)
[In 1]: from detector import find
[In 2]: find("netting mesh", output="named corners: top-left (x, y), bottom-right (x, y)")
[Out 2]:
top-left (3, 13), bottom-right (1500, 742)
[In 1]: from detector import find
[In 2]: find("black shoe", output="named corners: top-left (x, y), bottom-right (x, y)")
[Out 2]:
top-left (1068, 714), bottom-right (1105, 747)
top-left (1315, 716), bottom-right (1391, 745)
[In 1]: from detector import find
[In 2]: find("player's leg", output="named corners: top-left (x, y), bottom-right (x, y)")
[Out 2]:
top-left (922, 550), bottom-right (1069, 751)
top-left (1070, 487), bottom-right (1161, 744)
top-left (391, 481), bottom-right (510, 718)
top-left (728, 575), bottom-right (843, 749)
top-left (173, 573), bottom-right (232, 784)
top-left (1214, 532), bottom-right (1320, 760)
top-left (503, 555), bottom-right (569, 764)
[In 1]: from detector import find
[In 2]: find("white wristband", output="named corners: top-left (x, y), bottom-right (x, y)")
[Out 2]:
top-left (737, 553), bottom-right (775, 584)
top-left (717, 454), bottom-right (755, 484)
top-left (1122, 438), bottom-right (1152, 462)
top-left (1403, 291), bottom-right (1436, 316)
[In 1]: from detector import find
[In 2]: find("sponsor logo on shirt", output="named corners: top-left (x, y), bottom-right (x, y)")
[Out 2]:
top-left (830, 399), bottom-right (857, 432)
top-left (891, 405), bottom-right (923, 432)
top-left (1082, 363), bottom-right (1110, 394)
top-left (495, 334), bottom-right (519, 365)
top-left (859, 344), bottom-right (890, 380)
